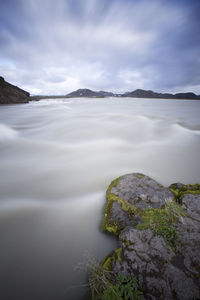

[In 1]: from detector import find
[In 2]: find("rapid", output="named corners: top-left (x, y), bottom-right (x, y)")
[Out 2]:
top-left (0, 97), bottom-right (200, 300)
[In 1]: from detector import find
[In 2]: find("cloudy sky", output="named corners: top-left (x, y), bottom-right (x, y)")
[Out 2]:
top-left (0, 0), bottom-right (200, 95)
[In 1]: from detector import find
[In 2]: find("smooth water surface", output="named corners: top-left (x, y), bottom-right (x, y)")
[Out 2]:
top-left (0, 97), bottom-right (200, 300)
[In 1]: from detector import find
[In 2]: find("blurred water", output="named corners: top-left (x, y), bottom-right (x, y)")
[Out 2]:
top-left (0, 97), bottom-right (200, 300)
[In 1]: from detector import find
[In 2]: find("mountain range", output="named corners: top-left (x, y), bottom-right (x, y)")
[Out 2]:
top-left (0, 77), bottom-right (200, 104)
top-left (65, 88), bottom-right (200, 100)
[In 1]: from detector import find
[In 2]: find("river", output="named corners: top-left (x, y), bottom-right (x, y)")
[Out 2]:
top-left (0, 97), bottom-right (200, 300)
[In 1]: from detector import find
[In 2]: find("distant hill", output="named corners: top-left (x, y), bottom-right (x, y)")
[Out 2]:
top-left (173, 92), bottom-right (198, 99)
top-left (65, 88), bottom-right (200, 100)
top-left (123, 89), bottom-right (200, 100)
top-left (66, 88), bottom-right (115, 98)
top-left (0, 77), bottom-right (30, 104)
top-left (98, 90), bottom-right (115, 96)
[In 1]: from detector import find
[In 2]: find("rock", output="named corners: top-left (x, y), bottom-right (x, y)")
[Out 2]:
top-left (0, 76), bottom-right (29, 104)
top-left (110, 174), bottom-right (173, 209)
top-left (102, 174), bottom-right (200, 300)
top-left (164, 264), bottom-right (199, 300)
top-left (102, 173), bottom-right (174, 235)
top-left (182, 193), bottom-right (200, 220)
top-left (175, 216), bottom-right (200, 277)
top-left (112, 226), bottom-right (200, 300)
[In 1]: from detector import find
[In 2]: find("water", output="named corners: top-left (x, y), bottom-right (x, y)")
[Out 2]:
top-left (0, 97), bottom-right (200, 300)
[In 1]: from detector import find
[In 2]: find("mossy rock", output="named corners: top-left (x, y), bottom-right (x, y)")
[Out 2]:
top-left (102, 173), bottom-right (174, 235)
top-left (100, 175), bottom-right (200, 300)
top-left (169, 182), bottom-right (200, 203)
top-left (102, 247), bottom-right (123, 271)
top-left (101, 192), bottom-right (139, 235)
top-left (136, 200), bottom-right (185, 246)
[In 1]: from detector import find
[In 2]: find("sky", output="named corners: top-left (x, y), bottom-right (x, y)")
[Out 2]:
top-left (0, 0), bottom-right (200, 95)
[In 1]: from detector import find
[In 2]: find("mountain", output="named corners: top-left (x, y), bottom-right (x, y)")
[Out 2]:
top-left (173, 92), bottom-right (198, 99)
top-left (66, 88), bottom-right (115, 98)
top-left (98, 90), bottom-right (115, 96)
top-left (123, 89), bottom-right (200, 99)
top-left (123, 89), bottom-right (172, 98)
top-left (0, 77), bottom-right (30, 104)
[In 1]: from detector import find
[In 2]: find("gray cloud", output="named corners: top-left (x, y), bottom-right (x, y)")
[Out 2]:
top-left (0, 0), bottom-right (200, 94)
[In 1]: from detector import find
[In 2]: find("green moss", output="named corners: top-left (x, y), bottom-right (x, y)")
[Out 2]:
top-left (102, 250), bottom-right (117, 271)
top-left (137, 208), bottom-right (166, 230)
top-left (101, 194), bottom-right (121, 235)
top-left (102, 177), bottom-right (138, 235)
top-left (137, 174), bottom-right (144, 179)
top-left (114, 247), bottom-right (123, 263)
top-left (179, 183), bottom-right (200, 192)
top-left (102, 248), bottom-right (123, 271)
top-left (180, 190), bottom-right (200, 199)
top-left (102, 176), bottom-right (191, 242)
top-left (105, 223), bottom-right (119, 235)
top-left (169, 188), bottom-right (179, 197)
top-left (169, 183), bottom-right (200, 203)
top-left (116, 196), bottom-right (138, 214)
top-left (102, 256), bottom-right (113, 271)
top-left (136, 200), bottom-right (185, 246)
top-left (101, 194), bottom-right (138, 234)
top-left (106, 176), bottom-right (124, 198)
top-left (124, 240), bottom-right (130, 247)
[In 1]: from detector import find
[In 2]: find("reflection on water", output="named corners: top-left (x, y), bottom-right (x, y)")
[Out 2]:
top-left (0, 97), bottom-right (200, 300)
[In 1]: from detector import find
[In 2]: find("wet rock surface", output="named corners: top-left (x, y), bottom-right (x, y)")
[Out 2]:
top-left (110, 173), bottom-right (174, 209)
top-left (102, 173), bottom-right (200, 300)
top-left (182, 193), bottom-right (200, 220)
top-left (0, 76), bottom-right (29, 104)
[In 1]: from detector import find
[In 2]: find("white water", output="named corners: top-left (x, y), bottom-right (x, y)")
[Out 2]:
top-left (0, 97), bottom-right (200, 300)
